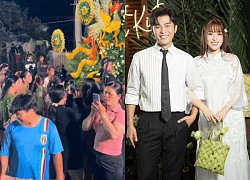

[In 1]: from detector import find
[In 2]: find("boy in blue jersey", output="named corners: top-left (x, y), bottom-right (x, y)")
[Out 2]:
top-left (0, 94), bottom-right (64, 180)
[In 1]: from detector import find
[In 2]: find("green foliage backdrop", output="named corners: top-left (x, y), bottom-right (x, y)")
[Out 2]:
top-left (130, 0), bottom-right (250, 73)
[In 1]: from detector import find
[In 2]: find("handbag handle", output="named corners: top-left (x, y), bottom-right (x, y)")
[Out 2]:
top-left (208, 122), bottom-right (228, 142)
top-left (208, 123), bottom-right (215, 140)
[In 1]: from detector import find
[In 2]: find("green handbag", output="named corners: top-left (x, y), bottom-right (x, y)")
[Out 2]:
top-left (191, 122), bottom-right (230, 175)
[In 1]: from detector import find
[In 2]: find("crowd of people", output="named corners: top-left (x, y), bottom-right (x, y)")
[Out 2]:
top-left (0, 54), bottom-right (125, 180)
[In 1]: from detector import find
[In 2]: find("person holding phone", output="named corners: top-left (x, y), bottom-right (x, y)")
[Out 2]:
top-left (68, 79), bottom-right (76, 94)
top-left (48, 84), bottom-right (84, 180)
top-left (73, 78), bottom-right (101, 180)
top-left (82, 81), bottom-right (125, 180)
top-left (93, 93), bottom-right (100, 102)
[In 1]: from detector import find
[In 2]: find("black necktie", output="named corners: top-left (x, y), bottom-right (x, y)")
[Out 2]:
top-left (160, 49), bottom-right (171, 122)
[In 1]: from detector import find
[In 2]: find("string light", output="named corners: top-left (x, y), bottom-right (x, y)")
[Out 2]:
top-left (44, 19), bottom-right (74, 25)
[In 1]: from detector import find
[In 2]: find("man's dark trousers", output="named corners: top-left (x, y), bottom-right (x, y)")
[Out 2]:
top-left (136, 111), bottom-right (188, 180)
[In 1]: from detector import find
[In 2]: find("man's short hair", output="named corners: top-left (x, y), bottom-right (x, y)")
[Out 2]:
top-left (149, 6), bottom-right (177, 27)
top-left (10, 94), bottom-right (37, 114)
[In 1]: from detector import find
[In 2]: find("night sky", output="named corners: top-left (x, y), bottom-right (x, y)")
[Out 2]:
top-left (9, 0), bottom-right (75, 50)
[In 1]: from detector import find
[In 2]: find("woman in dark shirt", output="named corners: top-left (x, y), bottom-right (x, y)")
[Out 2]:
top-left (48, 84), bottom-right (84, 180)
top-left (74, 78), bottom-right (101, 180)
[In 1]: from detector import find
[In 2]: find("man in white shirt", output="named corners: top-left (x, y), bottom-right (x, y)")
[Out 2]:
top-left (125, 6), bottom-right (210, 180)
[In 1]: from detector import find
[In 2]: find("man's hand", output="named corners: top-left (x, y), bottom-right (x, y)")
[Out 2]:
top-left (177, 115), bottom-right (195, 127)
top-left (178, 106), bottom-right (198, 127)
top-left (126, 125), bottom-right (138, 148)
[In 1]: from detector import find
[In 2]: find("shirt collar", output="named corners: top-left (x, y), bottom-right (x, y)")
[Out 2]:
top-left (154, 43), bottom-right (176, 56)
top-left (204, 50), bottom-right (223, 61)
top-left (108, 103), bottom-right (123, 113)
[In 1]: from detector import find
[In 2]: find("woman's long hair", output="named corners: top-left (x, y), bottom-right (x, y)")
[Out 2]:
top-left (200, 18), bottom-right (231, 56)
top-left (1, 75), bottom-right (19, 100)
top-left (31, 75), bottom-right (43, 93)
top-left (20, 70), bottom-right (30, 80)
top-left (48, 84), bottom-right (66, 122)
top-left (81, 78), bottom-right (100, 106)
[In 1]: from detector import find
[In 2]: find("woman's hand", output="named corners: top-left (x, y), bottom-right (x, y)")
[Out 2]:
top-left (66, 85), bottom-right (71, 94)
top-left (92, 101), bottom-right (106, 117)
top-left (73, 90), bottom-right (81, 99)
top-left (215, 105), bottom-right (231, 122)
top-left (200, 106), bottom-right (217, 124)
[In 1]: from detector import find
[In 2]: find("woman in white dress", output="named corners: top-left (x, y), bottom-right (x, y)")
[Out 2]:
top-left (195, 18), bottom-right (250, 180)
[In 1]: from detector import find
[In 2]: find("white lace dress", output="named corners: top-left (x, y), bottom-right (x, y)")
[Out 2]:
top-left (195, 51), bottom-right (250, 180)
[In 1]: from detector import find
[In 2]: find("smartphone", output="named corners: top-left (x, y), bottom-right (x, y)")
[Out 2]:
top-left (69, 80), bottom-right (75, 94)
top-left (93, 93), bottom-right (100, 102)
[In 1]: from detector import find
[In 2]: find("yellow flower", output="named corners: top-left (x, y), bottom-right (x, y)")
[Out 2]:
top-left (81, 6), bottom-right (88, 15)
top-left (51, 29), bottom-right (65, 53)
top-left (55, 38), bottom-right (59, 45)
top-left (76, 0), bottom-right (94, 25)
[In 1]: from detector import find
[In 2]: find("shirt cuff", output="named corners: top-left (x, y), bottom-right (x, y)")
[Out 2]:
top-left (125, 95), bottom-right (139, 105)
top-left (193, 90), bottom-right (205, 100)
